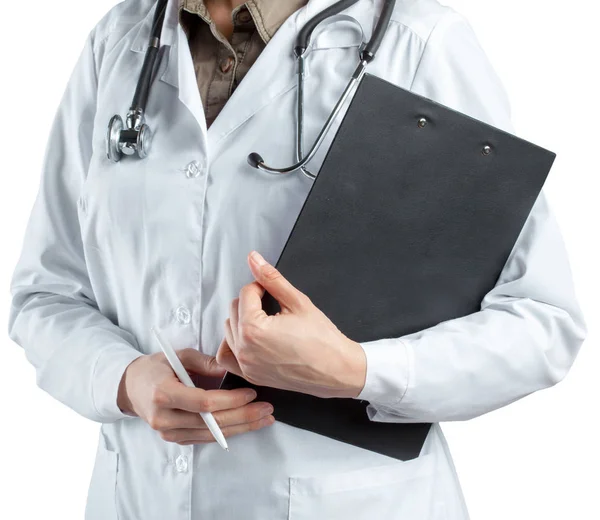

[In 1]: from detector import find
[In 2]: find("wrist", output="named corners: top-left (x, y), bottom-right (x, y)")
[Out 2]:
top-left (331, 338), bottom-right (367, 399)
top-left (117, 359), bottom-right (138, 416)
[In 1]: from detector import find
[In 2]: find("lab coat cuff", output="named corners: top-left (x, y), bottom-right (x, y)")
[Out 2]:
top-left (91, 345), bottom-right (145, 422)
top-left (355, 337), bottom-right (413, 410)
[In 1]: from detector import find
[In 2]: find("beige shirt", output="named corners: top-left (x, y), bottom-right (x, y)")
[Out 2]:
top-left (179, 0), bottom-right (307, 128)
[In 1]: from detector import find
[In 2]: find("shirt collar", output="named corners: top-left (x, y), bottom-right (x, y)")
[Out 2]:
top-left (179, 0), bottom-right (309, 44)
top-left (130, 0), bottom-right (374, 54)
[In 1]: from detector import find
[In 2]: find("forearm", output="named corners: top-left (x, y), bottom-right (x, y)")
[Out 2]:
top-left (7, 28), bottom-right (145, 424)
top-left (9, 290), bottom-right (144, 423)
top-left (351, 194), bottom-right (587, 423)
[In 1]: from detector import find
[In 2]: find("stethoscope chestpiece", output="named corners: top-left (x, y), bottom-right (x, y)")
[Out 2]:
top-left (106, 111), bottom-right (152, 163)
top-left (105, 0), bottom-right (167, 163)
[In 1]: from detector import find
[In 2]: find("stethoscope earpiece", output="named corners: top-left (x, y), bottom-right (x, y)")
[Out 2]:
top-left (248, 0), bottom-right (397, 177)
top-left (247, 153), bottom-right (264, 169)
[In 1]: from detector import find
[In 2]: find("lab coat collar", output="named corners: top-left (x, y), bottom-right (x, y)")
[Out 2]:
top-left (302, 0), bottom-right (378, 33)
top-left (127, 0), bottom-right (376, 47)
top-left (128, 0), bottom-right (375, 154)
top-left (130, 0), bottom-right (180, 53)
top-left (128, 0), bottom-right (377, 57)
top-left (129, 0), bottom-right (180, 89)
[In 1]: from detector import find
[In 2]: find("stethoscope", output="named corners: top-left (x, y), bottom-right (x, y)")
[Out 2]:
top-left (106, 0), bottom-right (397, 179)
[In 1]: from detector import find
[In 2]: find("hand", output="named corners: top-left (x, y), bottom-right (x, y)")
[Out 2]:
top-left (216, 251), bottom-right (367, 399)
top-left (117, 349), bottom-right (275, 445)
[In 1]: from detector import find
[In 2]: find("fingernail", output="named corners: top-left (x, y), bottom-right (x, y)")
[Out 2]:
top-left (250, 251), bottom-right (267, 267)
top-left (245, 389), bottom-right (258, 400)
top-left (261, 404), bottom-right (274, 414)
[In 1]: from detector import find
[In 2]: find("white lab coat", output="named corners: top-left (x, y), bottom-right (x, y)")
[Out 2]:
top-left (8, 0), bottom-right (586, 518)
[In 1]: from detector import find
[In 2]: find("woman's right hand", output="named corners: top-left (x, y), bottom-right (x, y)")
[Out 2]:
top-left (117, 349), bottom-right (275, 445)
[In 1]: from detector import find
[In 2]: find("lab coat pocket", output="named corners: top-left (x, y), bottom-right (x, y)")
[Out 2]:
top-left (288, 452), bottom-right (439, 520)
top-left (84, 430), bottom-right (119, 520)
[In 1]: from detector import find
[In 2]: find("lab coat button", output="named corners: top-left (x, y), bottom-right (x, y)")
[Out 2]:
top-left (185, 161), bottom-right (201, 178)
top-left (175, 454), bottom-right (188, 473)
top-left (175, 306), bottom-right (191, 325)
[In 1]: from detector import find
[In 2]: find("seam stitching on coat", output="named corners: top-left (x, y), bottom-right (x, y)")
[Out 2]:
top-left (408, 10), bottom-right (459, 92)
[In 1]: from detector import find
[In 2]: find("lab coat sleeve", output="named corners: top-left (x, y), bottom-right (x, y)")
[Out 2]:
top-left (355, 10), bottom-right (587, 423)
top-left (7, 30), bottom-right (144, 423)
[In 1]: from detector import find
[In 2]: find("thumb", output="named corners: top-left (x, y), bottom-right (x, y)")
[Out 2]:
top-left (248, 251), bottom-right (306, 311)
top-left (176, 348), bottom-right (227, 378)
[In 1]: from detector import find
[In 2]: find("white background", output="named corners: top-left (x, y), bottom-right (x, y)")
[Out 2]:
top-left (0, 0), bottom-right (598, 518)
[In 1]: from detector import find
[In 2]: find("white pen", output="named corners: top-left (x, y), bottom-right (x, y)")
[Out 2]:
top-left (150, 327), bottom-right (229, 452)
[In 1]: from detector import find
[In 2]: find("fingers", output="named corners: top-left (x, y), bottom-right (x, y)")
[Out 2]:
top-left (238, 281), bottom-right (266, 323)
top-left (176, 348), bottom-right (226, 378)
top-left (211, 401), bottom-right (274, 429)
top-left (149, 401), bottom-right (274, 432)
top-left (247, 251), bottom-right (307, 312)
top-left (224, 319), bottom-right (235, 353)
top-left (164, 382), bottom-right (258, 414)
top-left (147, 407), bottom-right (206, 431)
top-left (215, 336), bottom-right (243, 376)
top-left (163, 415), bottom-right (276, 445)
top-left (230, 298), bottom-right (239, 345)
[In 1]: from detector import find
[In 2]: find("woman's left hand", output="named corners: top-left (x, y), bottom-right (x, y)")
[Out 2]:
top-left (216, 251), bottom-right (367, 399)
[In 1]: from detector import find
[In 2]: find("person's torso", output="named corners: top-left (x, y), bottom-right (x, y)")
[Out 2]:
top-left (80, 0), bottom-right (469, 518)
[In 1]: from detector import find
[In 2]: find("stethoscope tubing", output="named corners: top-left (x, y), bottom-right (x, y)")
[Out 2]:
top-left (295, 0), bottom-right (361, 55)
top-left (106, 0), bottom-right (397, 167)
top-left (253, 0), bottom-right (397, 176)
top-left (248, 59), bottom-right (369, 176)
top-left (131, 0), bottom-right (168, 115)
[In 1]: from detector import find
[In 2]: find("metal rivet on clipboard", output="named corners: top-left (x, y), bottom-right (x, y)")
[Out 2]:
top-left (482, 144), bottom-right (492, 156)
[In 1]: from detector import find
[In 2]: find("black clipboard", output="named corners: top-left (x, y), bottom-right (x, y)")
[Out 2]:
top-left (221, 73), bottom-right (556, 461)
